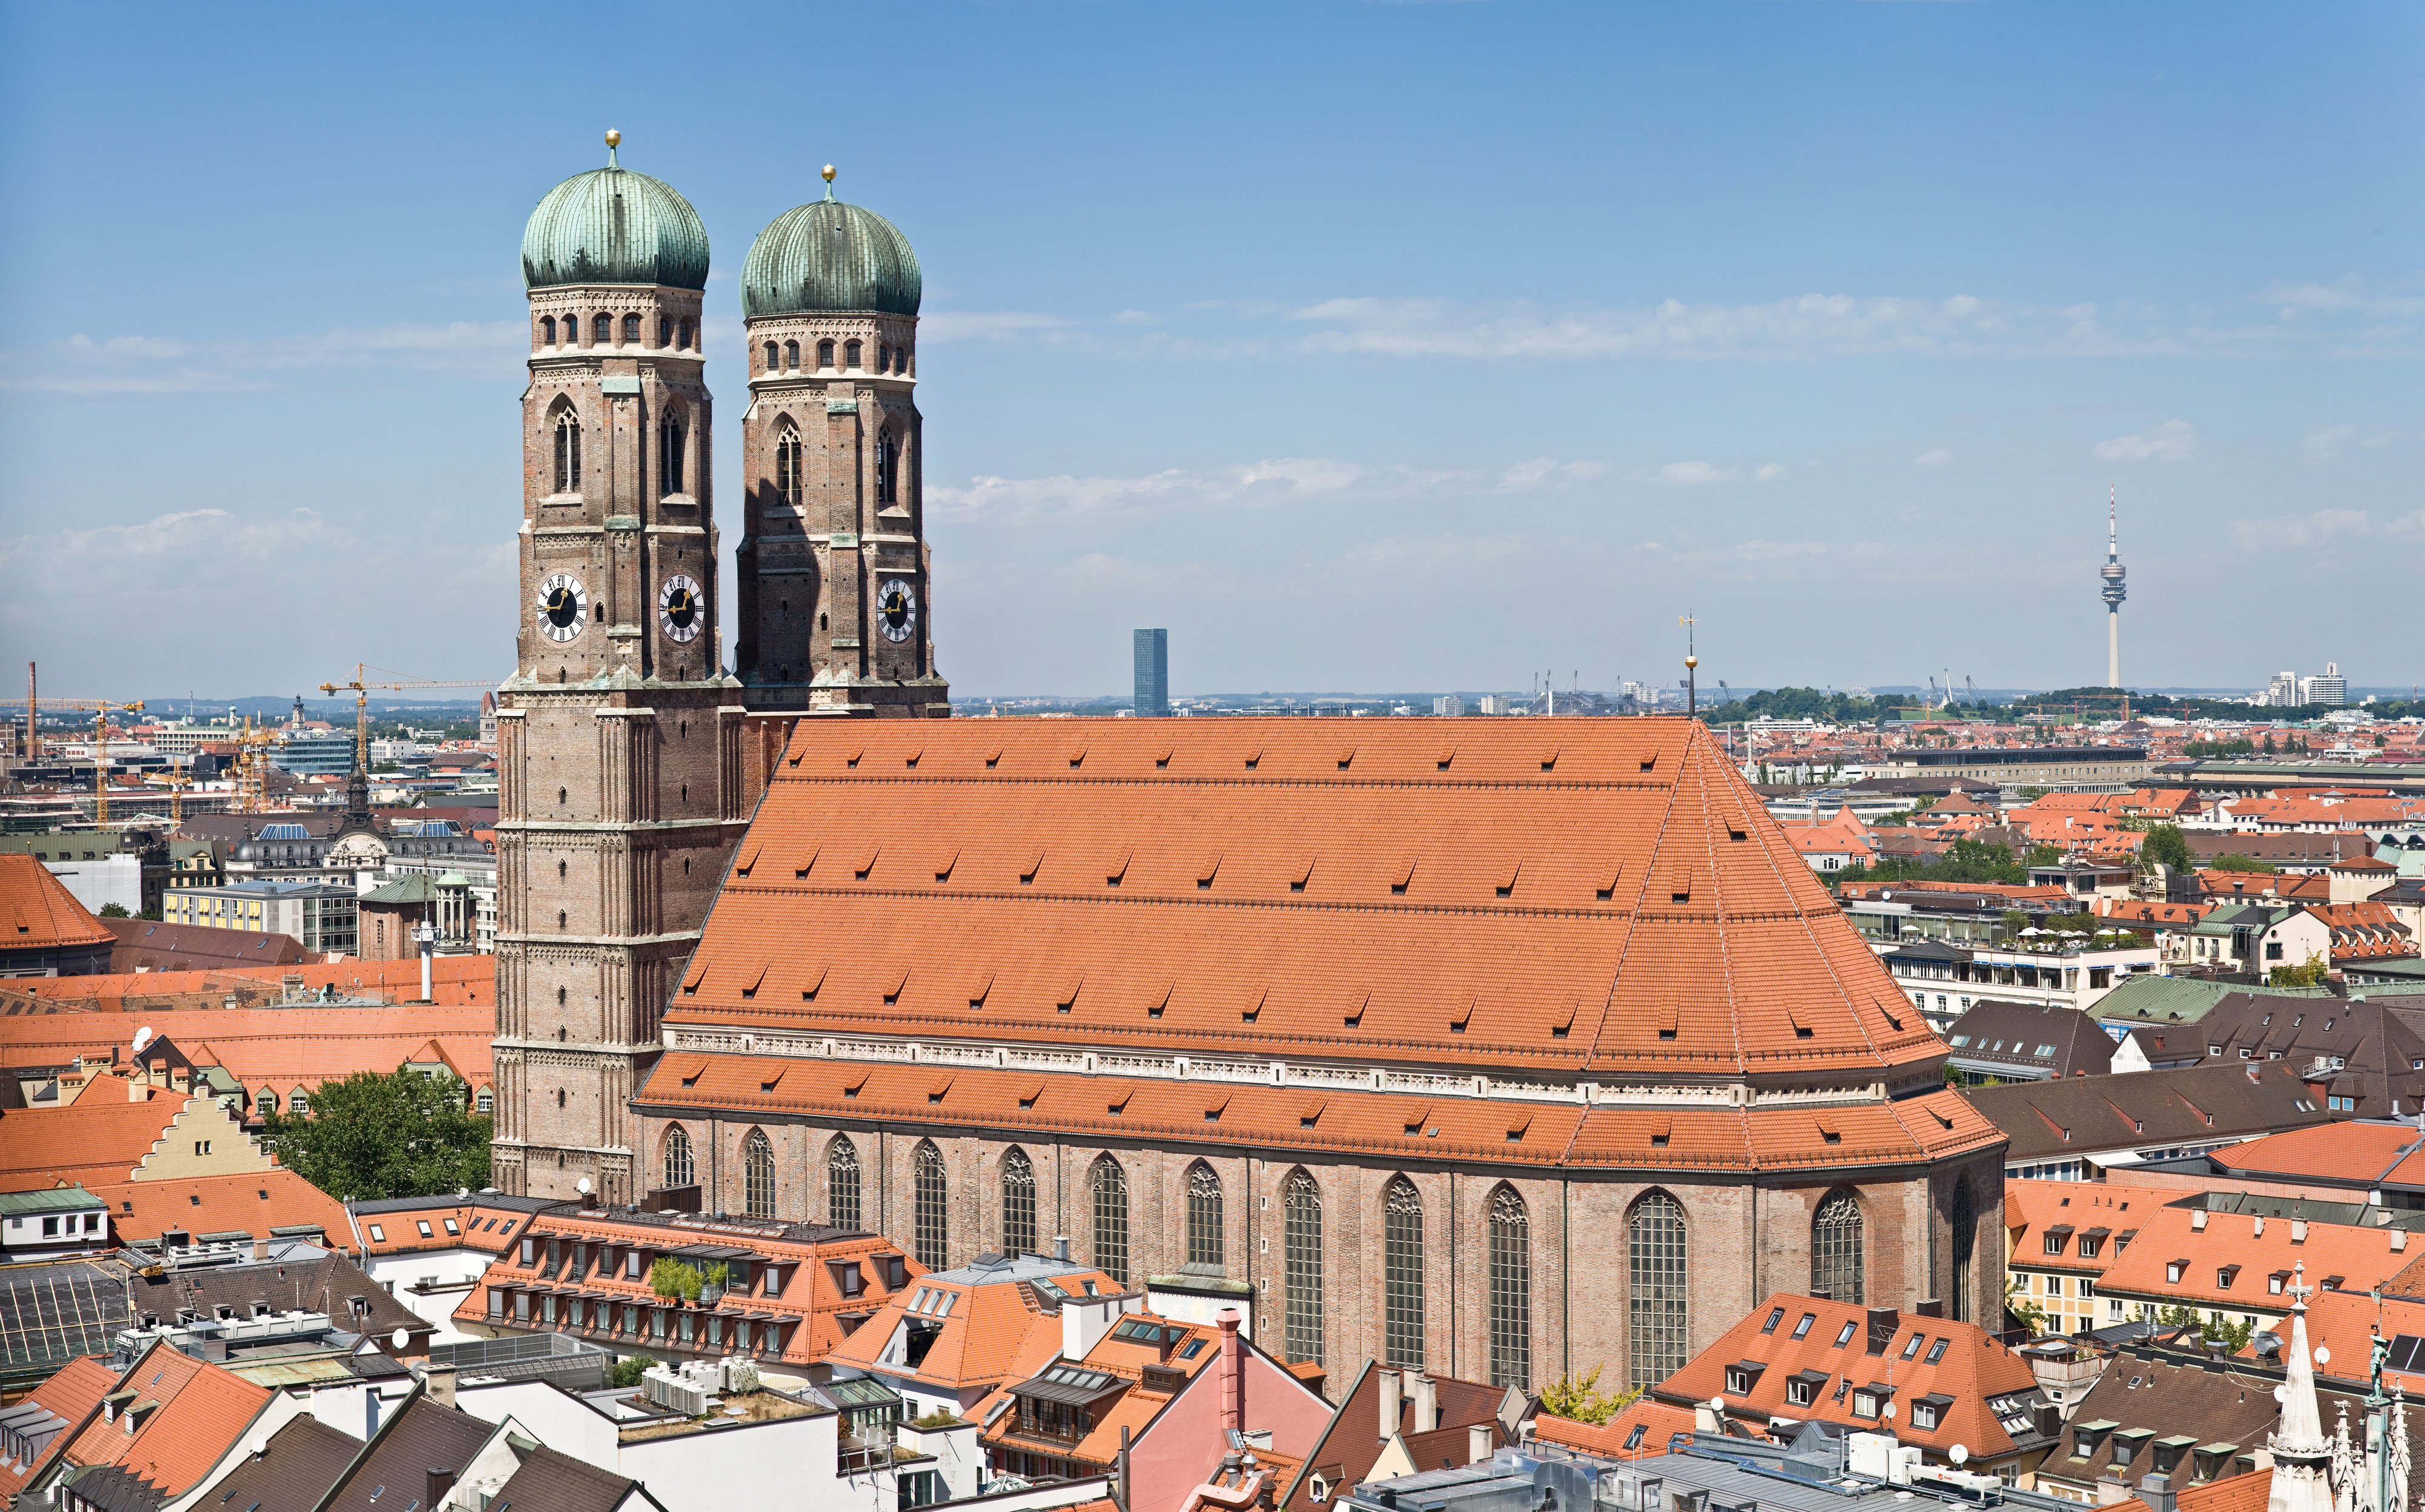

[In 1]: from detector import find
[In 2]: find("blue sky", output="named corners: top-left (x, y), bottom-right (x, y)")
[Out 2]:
top-left (2, 1), bottom-right (2417, 702)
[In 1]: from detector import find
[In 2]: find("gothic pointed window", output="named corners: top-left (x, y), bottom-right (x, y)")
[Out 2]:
top-left (1628, 1190), bottom-right (1687, 1388)
top-left (658, 412), bottom-right (686, 497)
top-left (774, 423), bottom-right (803, 509)
top-left (1002, 1147), bottom-right (1037, 1256)
top-left (1091, 1155), bottom-right (1129, 1285)
top-left (1283, 1169), bottom-right (1323, 1366)
top-left (1950, 1180), bottom-right (1977, 1324)
top-left (553, 411), bottom-right (581, 495)
top-left (875, 430), bottom-right (899, 506)
top-left (663, 1124), bottom-right (694, 1188)
top-left (817, 339), bottom-right (834, 370)
top-left (913, 1140), bottom-right (949, 1269)
top-left (1185, 1163), bottom-right (1223, 1271)
top-left (1488, 1185), bottom-right (1531, 1389)
top-left (1812, 1189), bottom-right (1865, 1305)
top-left (827, 1135), bottom-right (861, 1230)
top-left (1383, 1176), bottom-right (1424, 1369)
top-left (744, 1129), bottom-right (775, 1219)
top-left (622, 313), bottom-right (641, 344)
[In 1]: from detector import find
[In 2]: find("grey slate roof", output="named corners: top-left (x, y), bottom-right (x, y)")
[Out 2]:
top-left (193, 1413), bottom-right (362, 1512)
top-left (1964, 1060), bottom-right (2329, 1163)
top-left (1944, 1000), bottom-right (2116, 1080)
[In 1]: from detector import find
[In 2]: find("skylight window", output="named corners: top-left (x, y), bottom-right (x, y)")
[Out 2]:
top-left (1924, 1337), bottom-right (1949, 1365)
top-left (1792, 1313), bottom-right (1816, 1340)
top-left (1902, 1332), bottom-right (1923, 1360)
top-left (1762, 1307), bottom-right (1786, 1334)
top-left (1834, 1321), bottom-right (1858, 1348)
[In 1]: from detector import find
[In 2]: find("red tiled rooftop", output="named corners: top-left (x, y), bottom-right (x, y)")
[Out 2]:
top-left (0, 854), bottom-right (113, 952)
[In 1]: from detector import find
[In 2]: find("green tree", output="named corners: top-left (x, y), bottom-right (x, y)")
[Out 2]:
top-left (611, 1353), bottom-right (659, 1388)
top-left (2142, 825), bottom-right (2193, 872)
top-left (98, 902), bottom-right (130, 918)
top-left (1537, 1365), bottom-right (1642, 1426)
top-left (2210, 854), bottom-right (2277, 875)
top-left (261, 1068), bottom-right (492, 1201)
top-left (2269, 951), bottom-right (2330, 988)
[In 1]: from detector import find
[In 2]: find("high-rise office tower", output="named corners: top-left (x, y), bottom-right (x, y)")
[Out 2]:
top-left (1134, 629), bottom-right (1169, 716)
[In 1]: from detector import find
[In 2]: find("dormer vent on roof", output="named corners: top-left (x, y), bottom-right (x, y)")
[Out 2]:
top-left (934, 848), bottom-right (958, 882)
top-left (1195, 852), bottom-right (1221, 891)
top-left (854, 846), bottom-right (880, 880)
top-left (1055, 974), bottom-right (1083, 1014)
top-left (1496, 860), bottom-right (1522, 898)
top-left (1106, 848), bottom-right (1132, 886)
top-left (1020, 848), bottom-right (1044, 885)
top-left (1145, 982), bottom-right (1173, 1020)
top-left (1436, 744), bottom-right (1455, 770)
top-left (882, 966), bottom-right (909, 1005)
top-left (1289, 855), bottom-right (1316, 893)
top-left (792, 843), bottom-right (820, 878)
top-left (1597, 860), bottom-right (1624, 901)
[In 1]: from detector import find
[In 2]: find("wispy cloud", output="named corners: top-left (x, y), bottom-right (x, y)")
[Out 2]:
top-left (0, 321), bottom-right (526, 393)
top-left (930, 455), bottom-right (1607, 521)
top-left (2302, 423), bottom-right (2397, 464)
top-left (2092, 420), bottom-right (2198, 463)
top-left (919, 310), bottom-right (1074, 343)
top-left (1912, 449), bottom-right (1953, 469)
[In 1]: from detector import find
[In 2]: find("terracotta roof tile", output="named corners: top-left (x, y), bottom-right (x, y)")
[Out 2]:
top-left (0, 1356), bottom-right (118, 1504)
top-left (58, 1343), bottom-right (270, 1496)
top-left (0, 855), bottom-right (113, 952)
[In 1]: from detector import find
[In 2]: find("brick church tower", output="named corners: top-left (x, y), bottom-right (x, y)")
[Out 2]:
top-left (733, 167), bottom-right (949, 720)
top-left (490, 135), bottom-right (752, 1202)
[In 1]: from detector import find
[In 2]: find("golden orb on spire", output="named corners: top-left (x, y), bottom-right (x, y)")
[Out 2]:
top-left (1685, 655), bottom-right (1699, 669)
top-left (605, 129), bottom-right (621, 148)
top-left (822, 164), bottom-right (837, 182)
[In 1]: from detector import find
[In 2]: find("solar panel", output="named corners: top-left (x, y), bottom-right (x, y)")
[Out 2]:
top-left (2387, 1334), bottom-right (2425, 1373)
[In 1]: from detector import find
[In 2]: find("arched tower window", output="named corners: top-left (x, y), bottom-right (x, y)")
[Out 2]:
top-left (875, 430), bottom-right (899, 506)
top-left (913, 1141), bottom-right (949, 1269)
top-left (658, 410), bottom-right (687, 497)
top-left (1186, 1163), bottom-right (1223, 1271)
top-left (844, 338), bottom-right (862, 370)
top-left (743, 1129), bottom-right (775, 1219)
top-left (763, 341), bottom-right (779, 373)
top-left (1091, 1156), bottom-right (1129, 1285)
top-left (663, 1125), bottom-right (694, 1188)
top-left (679, 319), bottom-right (693, 349)
top-left (1812, 1189), bottom-right (1865, 1305)
top-left (1628, 1190), bottom-right (1688, 1388)
top-left (1949, 1180), bottom-right (1977, 1324)
top-left (1383, 1176), bottom-right (1424, 1370)
top-left (1488, 1185), bottom-right (1531, 1390)
top-left (592, 314), bottom-right (610, 345)
top-left (817, 339), bottom-right (835, 370)
top-left (1002, 1147), bottom-right (1037, 1256)
top-left (827, 1135), bottom-right (861, 1230)
top-left (878, 343), bottom-right (891, 372)
top-left (540, 316), bottom-right (556, 346)
top-left (784, 339), bottom-right (800, 370)
top-left (553, 410), bottom-right (581, 495)
top-left (774, 423), bottom-right (803, 509)
top-left (621, 313), bottom-right (641, 344)
top-left (657, 316), bottom-right (672, 347)
top-left (1283, 1169), bottom-right (1323, 1366)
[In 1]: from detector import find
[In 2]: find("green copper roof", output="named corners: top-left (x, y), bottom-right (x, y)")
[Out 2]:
top-left (522, 155), bottom-right (709, 291)
top-left (741, 191), bottom-right (921, 318)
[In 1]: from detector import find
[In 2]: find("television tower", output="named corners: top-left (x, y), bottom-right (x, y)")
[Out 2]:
top-left (2099, 489), bottom-right (2127, 688)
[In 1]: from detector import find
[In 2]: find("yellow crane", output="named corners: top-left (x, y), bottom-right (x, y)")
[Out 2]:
top-left (41, 699), bottom-right (147, 825)
top-left (318, 666), bottom-right (495, 772)
top-left (233, 716), bottom-right (278, 814)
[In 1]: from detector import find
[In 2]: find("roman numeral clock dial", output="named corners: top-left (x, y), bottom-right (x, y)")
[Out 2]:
top-left (657, 573), bottom-right (704, 644)
top-left (877, 579), bottom-right (917, 644)
top-left (537, 572), bottom-right (587, 643)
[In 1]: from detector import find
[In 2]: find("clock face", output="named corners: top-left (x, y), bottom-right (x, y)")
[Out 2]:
top-left (657, 574), bottom-right (704, 643)
top-left (537, 572), bottom-right (587, 643)
top-left (877, 579), bottom-right (917, 644)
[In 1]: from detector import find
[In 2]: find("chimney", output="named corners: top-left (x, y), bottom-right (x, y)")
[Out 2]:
top-left (1054, 1235), bottom-right (1070, 1262)
top-left (1411, 1372), bottom-right (1439, 1433)
top-left (426, 1363), bottom-right (456, 1408)
top-left (1219, 1308), bottom-right (1245, 1434)
top-left (252, 1237), bottom-right (268, 1261)
top-left (2140, 1474), bottom-right (2175, 1512)
top-left (2192, 1209), bottom-right (2208, 1231)
top-left (1062, 1294), bottom-right (1116, 1362)
top-left (1865, 1306), bottom-right (1899, 1356)
top-left (1377, 1369), bottom-right (1402, 1442)
top-left (426, 1468), bottom-right (457, 1510)
top-left (1470, 1424), bottom-right (1494, 1465)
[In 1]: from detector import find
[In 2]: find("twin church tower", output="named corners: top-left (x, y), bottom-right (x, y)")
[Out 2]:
top-left (492, 135), bottom-right (948, 1200)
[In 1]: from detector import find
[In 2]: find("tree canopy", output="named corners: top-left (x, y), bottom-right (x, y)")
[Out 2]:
top-left (1829, 838), bottom-right (2040, 891)
top-left (2141, 824), bottom-right (2193, 872)
top-left (263, 1068), bottom-right (492, 1201)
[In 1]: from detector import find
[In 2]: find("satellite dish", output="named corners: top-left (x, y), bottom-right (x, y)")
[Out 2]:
top-left (1882, 1401), bottom-right (1897, 1419)
top-left (2316, 1346), bottom-right (2331, 1366)
top-left (1708, 1396), bottom-right (1727, 1412)
top-left (1949, 1445), bottom-right (1968, 1466)
top-left (576, 1177), bottom-right (592, 1196)
top-left (132, 1027), bottom-right (153, 1053)
top-left (390, 1327), bottom-right (408, 1351)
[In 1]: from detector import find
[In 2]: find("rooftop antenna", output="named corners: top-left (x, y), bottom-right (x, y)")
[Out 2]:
top-left (1679, 612), bottom-right (1698, 717)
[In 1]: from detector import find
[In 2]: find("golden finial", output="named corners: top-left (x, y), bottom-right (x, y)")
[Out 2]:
top-left (1685, 655), bottom-right (1699, 669)
top-left (605, 129), bottom-right (622, 148)
top-left (822, 164), bottom-right (836, 182)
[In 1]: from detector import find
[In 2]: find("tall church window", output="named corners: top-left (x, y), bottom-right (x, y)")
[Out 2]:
top-left (662, 1124), bottom-right (694, 1188)
top-left (913, 1140), bottom-right (949, 1269)
top-left (1627, 1190), bottom-right (1687, 1388)
top-left (1949, 1180), bottom-right (1976, 1324)
top-left (774, 424), bottom-right (803, 509)
top-left (1091, 1156), bottom-right (1129, 1285)
top-left (1283, 1169), bottom-right (1323, 1366)
top-left (553, 412), bottom-right (581, 495)
top-left (763, 341), bottom-right (779, 373)
top-left (827, 1135), bottom-right (861, 1229)
top-left (1002, 1147), bottom-right (1037, 1256)
top-left (1811, 1189), bottom-right (1864, 1305)
top-left (659, 414), bottom-right (686, 496)
top-left (878, 343), bottom-right (891, 372)
top-left (875, 431), bottom-right (900, 506)
top-left (679, 319), bottom-right (692, 349)
top-left (657, 316), bottom-right (672, 347)
top-left (1383, 1176), bottom-right (1425, 1370)
top-left (593, 314), bottom-right (610, 345)
top-left (845, 339), bottom-right (862, 370)
top-left (817, 339), bottom-right (834, 370)
top-left (744, 1129), bottom-right (775, 1219)
top-left (1488, 1185), bottom-right (1531, 1390)
top-left (622, 313), bottom-right (641, 344)
top-left (1185, 1162), bottom-right (1223, 1271)
top-left (784, 340), bottom-right (800, 370)
top-left (540, 316), bottom-right (556, 346)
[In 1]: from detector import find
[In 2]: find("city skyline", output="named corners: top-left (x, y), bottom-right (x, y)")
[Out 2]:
top-left (1, 2), bottom-right (2417, 697)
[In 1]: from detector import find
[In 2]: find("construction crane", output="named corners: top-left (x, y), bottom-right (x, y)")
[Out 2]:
top-left (234, 716), bottom-right (278, 814)
top-left (39, 698), bottom-right (147, 825)
top-left (318, 665), bottom-right (495, 772)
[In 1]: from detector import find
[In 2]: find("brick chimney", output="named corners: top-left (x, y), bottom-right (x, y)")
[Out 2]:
top-left (1410, 1373), bottom-right (1437, 1433)
top-left (1219, 1308), bottom-right (1245, 1434)
top-left (1377, 1369), bottom-right (1401, 1442)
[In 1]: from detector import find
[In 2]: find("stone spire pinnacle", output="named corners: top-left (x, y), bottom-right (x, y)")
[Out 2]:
top-left (2272, 1265), bottom-right (2340, 1512)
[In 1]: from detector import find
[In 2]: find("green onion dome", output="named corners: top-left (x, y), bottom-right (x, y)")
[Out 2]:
top-left (741, 175), bottom-right (921, 318)
top-left (522, 138), bottom-right (709, 291)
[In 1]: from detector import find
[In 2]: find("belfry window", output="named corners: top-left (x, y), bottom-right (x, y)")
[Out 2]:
top-left (878, 343), bottom-right (891, 372)
top-left (844, 339), bottom-right (862, 370)
top-left (678, 319), bottom-right (693, 349)
top-left (593, 314), bottom-right (610, 344)
top-left (817, 339), bottom-right (834, 370)
top-left (657, 316), bottom-right (672, 347)
top-left (659, 415), bottom-right (686, 496)
top-left (784, 340), bottom-right (800, 370)
top-left (763, 341), bottom-right (779, 373)
top-left (554, 412), bottom-right (581, 494)
top-left (622, 313), bottom-right (641, 344)
top-left (875, 430), bottom-right (900, 506)
top-left (540, 316), bottom-right (557, 346)
top-left (775, 424), bottom-right (803, 509)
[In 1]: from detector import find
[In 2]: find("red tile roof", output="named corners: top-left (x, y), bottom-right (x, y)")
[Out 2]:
top-left (2210, 1122), bottom-right (2424, 1185)
top-left (2095, 1206), bottom-right (2414, 1313)
top-left (92, 1168), bottom-right (349, 1246)
top-left (0, 855), bottom-right (113, 952)
top-left (0, 1356), bottom-right (117, 1505)
top-left (56, 1342), bottom-right (270, 1497)
top-left (0, 1004), bottom-right (493, 1100)
top-left (1532, 1399), bottom-right (1695, 1459)
top-left (0, 954), bottom-right (494, 1013)
top-left (0, 1088), bottom-right (185, 1188)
